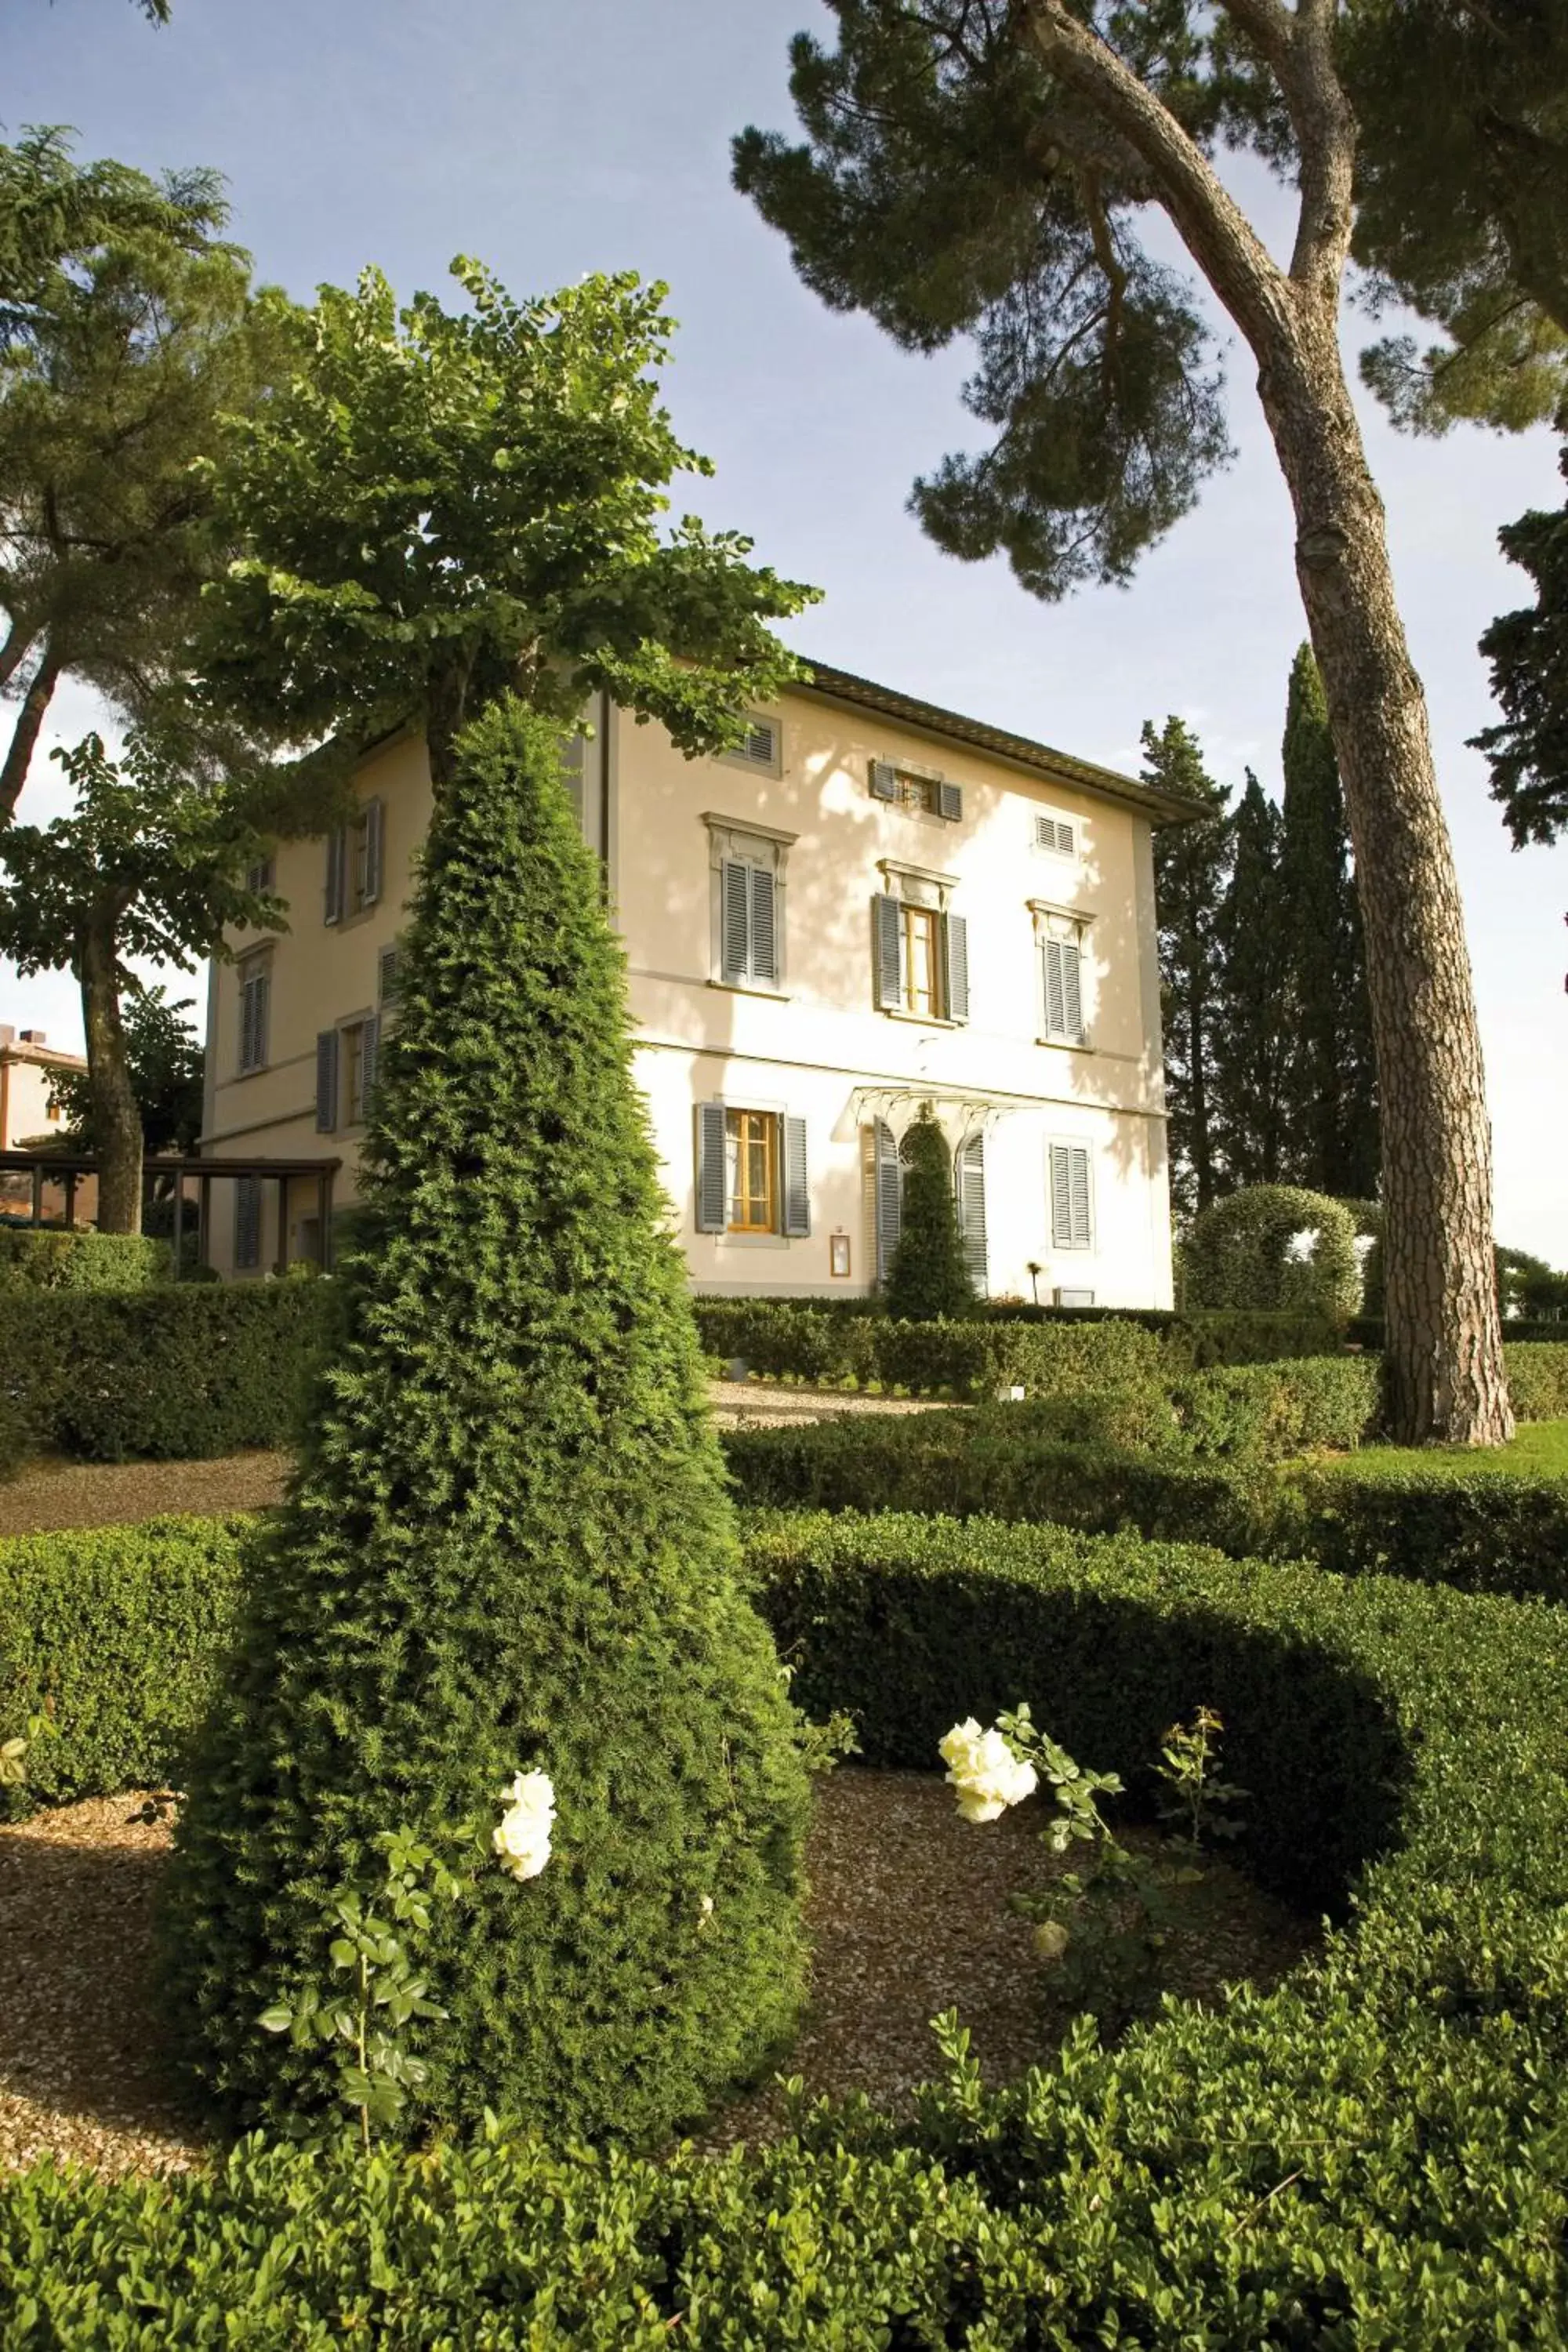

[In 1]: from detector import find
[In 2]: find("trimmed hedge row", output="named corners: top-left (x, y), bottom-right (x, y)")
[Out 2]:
top-left (696, 1298), bottom-right (1345, 1393)
top-left (723, 1388), bottom-right (1568, 1605)
top-left (2, 1283), bottom-right (338, 1462)
top-left (0, 1228), bottom-right (170, 1290)
top-left (6, 1509), bottom-right (1568, 2339)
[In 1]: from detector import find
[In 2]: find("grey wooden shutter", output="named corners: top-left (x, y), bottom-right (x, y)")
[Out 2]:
top-left (938, 779), bottom-right (964, 822)
top-left (695, 1102), bottom-right (728, 1232)
top-left (234, 1175), bottom-right (262, 1271)
top-left (315, 1029), bottom-right (339, 1133)
top-left (1069, 1145), bottom-right (1091, 1247)
top-left (873, 894), bottom-right (902, 1008)
top-left (324, 827), bottom-right (345, 924)
top-left (1050, 1143), bottom-right (1091, 1249)
top-left (361, 1013), bottom-right (380, 1106)
top-left (362, 800), bottom-right (384, 906)
top-left (377, 944), bottom-right (400, 1008)
top-left (869, 759), bottom-right (898, 801)
top-left (720, 860), bottom-right (750, 984)
top-left (957, 1134), bottom-right (987, 1293)
top-left (782, 1115), bottom-right (810, 1236)
top-left (750, 866), bottom-right (779, 985)
top-left (944, 912), bottom-right (969, 1022)
top-left (1044, 936), bottom-right (1081, 1040)
top-left (874, 1119), bottom-right (902, 1283)
top-left (1060, 938), bottom-right (1083, 1040)
top-left (253, 968), bottom-right (270, 1069)
top-left (238, 972), bottom-right (258, 1073)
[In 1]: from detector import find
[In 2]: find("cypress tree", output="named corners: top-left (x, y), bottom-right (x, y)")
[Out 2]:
top-left (1278, 644), bottom-right (1381, 1199)
top-left (162, 699), bottom-right (810, 2142)
top-left (884, 1103), bottom-right (975, 1321)
top-left (1211, 771), bottom-right (1292, 1189)
top-left (1144, 717), bottom-right (1232, 1217)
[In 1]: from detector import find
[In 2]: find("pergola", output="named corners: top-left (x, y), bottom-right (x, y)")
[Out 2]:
top-left (0, 1150), bottom-right (342, 1272)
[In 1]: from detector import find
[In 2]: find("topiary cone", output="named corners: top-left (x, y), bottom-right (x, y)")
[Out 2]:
top-left (161, 698), bottom-right (810, 2141)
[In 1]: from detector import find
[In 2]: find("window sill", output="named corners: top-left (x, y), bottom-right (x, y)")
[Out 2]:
top-left (706, 979), bottom-right (790, 1002)
top-left (1037, 1034), bottom-right (1093, 1052)
top-left (881, 1007), bottom-right (961, 1029)
top-left (234, 1063), bottom-right (269, 1081)
top-left (713, 1230), bottom-right (793, 1249)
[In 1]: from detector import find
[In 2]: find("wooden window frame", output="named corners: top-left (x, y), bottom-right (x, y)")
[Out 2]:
top-left (901, 901), bottom-right (942, 1018)
top-left (725, 1106), bottom-right (779, 1234)
top-left (237, 950), bottom-right (271, 1076)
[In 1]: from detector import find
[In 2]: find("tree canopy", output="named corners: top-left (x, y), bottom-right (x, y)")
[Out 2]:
top-left (194, 260), bottom-right (820, 782)
top-left (1473, 444), bottom-right (1568, 847)
top-left (1345, 0), bottom-right (1568, 435)
top-left (0, 128), bottom-right (286, 818)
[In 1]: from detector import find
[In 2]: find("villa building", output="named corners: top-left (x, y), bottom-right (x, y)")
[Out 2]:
top-left (201, 663), bottom-right (1197, 1303)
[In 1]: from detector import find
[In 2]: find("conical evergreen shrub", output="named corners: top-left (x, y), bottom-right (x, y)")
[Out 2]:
top-left (162, 699), bottom-right (810, 2141)
top-left (884, 1104), bottom-right (975, 1321)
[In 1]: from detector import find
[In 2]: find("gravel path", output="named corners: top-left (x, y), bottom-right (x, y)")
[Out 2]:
top-left (0, 1386), bottom-right (942, 1540)
top-left (0, 1773), bottom-right (1313, 2179)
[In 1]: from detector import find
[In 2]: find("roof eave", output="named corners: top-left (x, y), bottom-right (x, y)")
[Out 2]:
top-left (791, 660), bottom-right (1208, 828)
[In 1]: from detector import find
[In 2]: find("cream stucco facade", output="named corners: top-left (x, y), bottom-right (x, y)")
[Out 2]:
top-left (201, 664), bottom-right (1194, 1304)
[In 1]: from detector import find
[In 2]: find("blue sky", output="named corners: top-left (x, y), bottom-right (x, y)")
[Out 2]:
top-left (6, 0), bottom-right (1564, 1258)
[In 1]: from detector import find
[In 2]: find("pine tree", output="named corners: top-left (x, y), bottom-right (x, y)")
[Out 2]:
top-left (1144, 717), bottom-right (1232, 1218)
top-left (161, 699), bottom-right (811, 2143)
top-left (884, 1104), bottom-right (975, 1321)
top-left (1211, 773), bottom-right (1291, 1189)
top-left (1278, 644), bottom-right (1381, 1200)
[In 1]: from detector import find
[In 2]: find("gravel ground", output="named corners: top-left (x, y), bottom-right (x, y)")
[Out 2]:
top-left (0, 1773), bottom-right (1313, 2180)
top-left (0, 1387), bottom-right (941, 1541)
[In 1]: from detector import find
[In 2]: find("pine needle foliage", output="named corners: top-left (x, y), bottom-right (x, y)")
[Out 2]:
top-left (884, 1105), bottom-right (975, 1323)
top-left (161, 699), bottom-right (811, 2143)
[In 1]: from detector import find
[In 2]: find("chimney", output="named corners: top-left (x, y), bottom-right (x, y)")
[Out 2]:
top-left (0, 1025), bottom-right (13, 1047)
top-left (18, 1029), bottom-right (46, 1044)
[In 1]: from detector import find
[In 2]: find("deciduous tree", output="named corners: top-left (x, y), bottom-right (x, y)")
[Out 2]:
top-left (736, 0), bottom-right (1512, 1440)
top-left (1473, 446), bottom-right (1568, 848)
top-left (194, 261), bottom-right (818, 790)
top-left (0, 730), bottom-right (280, 1229)
top-left (46, 982), bottom-right (204, 1155)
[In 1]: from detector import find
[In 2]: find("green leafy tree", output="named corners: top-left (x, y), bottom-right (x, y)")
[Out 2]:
top-left (1210, 772), bottom-right (1290, 1192)
top-left (1278, 643), bottom-right (1379, 1199)
top-left (1144, 717), bottom-right (1232, 1217)
top-left (0, 730), bottom-right (280, 1229)
top-left (194, 260), bottom-right (818, 789)
top-left (0, 129), bottom-right (285, 819)
top-left (1345, 0), bottom-right (1568, 436)
top-left (884, 1103), bottom-right (975, 1320)
top-left (46, 982), bottom-right (203, 1155)
top-left (735, 1), bottom-right (1512, 1443)
top-left (162, 699), bottom-right (811, 2143)
top-left (1472, 447), bottom-right (1568, 848)
top-left (1496, 1245), bottom-right (1568, 1323)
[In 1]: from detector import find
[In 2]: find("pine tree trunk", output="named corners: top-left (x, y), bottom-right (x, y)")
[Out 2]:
top-left (0, 640), bottom-right (64, 822)
top-left (81, 917), bottom-right (144, 1236)
top-left (1256, 313), bottom-right (1512, 1444)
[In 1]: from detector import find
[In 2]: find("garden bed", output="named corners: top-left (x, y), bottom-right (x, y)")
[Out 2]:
top-left (0, 1769), bottom-right (1309, 2178)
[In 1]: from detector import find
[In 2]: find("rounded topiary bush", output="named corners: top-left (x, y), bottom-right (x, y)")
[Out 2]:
top-left (1185, 1184), bottom-right (1362, 1323)
top-left (161, 700), bottom-right (810, 2142)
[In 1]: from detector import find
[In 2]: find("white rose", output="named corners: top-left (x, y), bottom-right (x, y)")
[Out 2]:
top-left (938, 1720), bottom-right (1037, 1823)
top-left (493, 1768), bottom-right (555, 1882)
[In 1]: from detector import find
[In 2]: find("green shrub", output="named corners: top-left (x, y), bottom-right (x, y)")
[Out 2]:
top-left (0, 1515), bottom-right (248, 1813)
top-left (8, 1512), bottom-right (1568, 2340)
top-left (0, 1227), bottom-right (170, 1290)
top-left (1, 1282), bottom-right (336, 1460)
top-left (1501, 1341), bottom-right (1568, 1421)
top-left (1164, 1354), bottom-right (1380, 1459)
top-left (161, 701), bottom-right (809, 2147)
top-left (1163, 1306), bottom-right (1344, 1364)
top-left (1185, 1184), bottom-right (1362, 1321)
top-left (723, 1412), bottom-right (1568, 1605)
top-left (883, 1104), bottom-right (975, 1321)
top-left (696, 1300), bottom-right (1168, 1397)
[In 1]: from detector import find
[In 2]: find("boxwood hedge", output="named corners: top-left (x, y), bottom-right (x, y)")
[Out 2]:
top-left (722, 1400), bottom-right (1568, 1605)
top-left (5, 1509), bottom-right (1568, 2340)
top-left (1, 1282), bottom-right (338, 1462)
